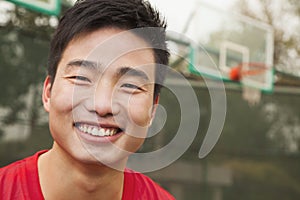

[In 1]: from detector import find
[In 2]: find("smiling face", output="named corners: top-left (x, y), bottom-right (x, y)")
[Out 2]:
top-left (42, 28), bottom-right (157, 168)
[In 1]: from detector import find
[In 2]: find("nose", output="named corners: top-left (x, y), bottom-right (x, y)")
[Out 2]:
top-left (93, 79), bottom-right (117, 117)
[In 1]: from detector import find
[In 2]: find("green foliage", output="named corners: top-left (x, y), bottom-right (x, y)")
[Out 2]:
top-left (234, 0), bottom-right (300, 75)
top-left (0, 5), bottom-right (55, 131)
top-left (0, 0), bottom-right (71, 164)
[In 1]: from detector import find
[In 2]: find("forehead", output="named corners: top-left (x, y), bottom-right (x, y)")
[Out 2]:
top-left (59, 28), bottom-right (155, 73)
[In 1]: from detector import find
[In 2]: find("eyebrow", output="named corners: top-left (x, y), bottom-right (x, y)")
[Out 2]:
top-left (66, 59), bottom-right (99, 71)
top-left (117, 66), bottom-right (150, 81)
top-left (65, 59), bottom-right (150, 81)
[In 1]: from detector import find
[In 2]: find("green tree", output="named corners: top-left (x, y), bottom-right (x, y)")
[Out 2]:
top-left (0, 1), bottom-right (71, 163)
top-left (0, 1), bottom-right (72, 136)
top-left (233, 0), bottom-right (300, 75)
top-left (0, 5), bottom-right (54, 134)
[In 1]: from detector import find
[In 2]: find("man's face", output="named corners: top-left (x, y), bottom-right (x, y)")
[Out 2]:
top-left (42, 28), bottom-right (157, 168)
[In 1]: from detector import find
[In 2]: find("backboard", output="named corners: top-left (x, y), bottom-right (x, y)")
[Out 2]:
top-left (8, 0), bottom-right (61, 16)
top-left (184, 1), bottom-right (274, 92)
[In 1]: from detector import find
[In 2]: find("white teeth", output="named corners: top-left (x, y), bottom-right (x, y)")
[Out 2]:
top-left (77, 124), bottom-right (118, 137)
top-left (100, 129), bottom-right (105, 136)
top-left (87, 127), bottom-right (92, 133)
top-left (92, 128), bottom-right (97, 136)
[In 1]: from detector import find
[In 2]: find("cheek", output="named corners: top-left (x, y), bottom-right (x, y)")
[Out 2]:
top-left (52, 94), bottom-right (73, 113)
top-left (127, 96), bottom-right (153, 126)
top-left (50, 83), bottom-right (75, 113)
top-left (47, 84), bottom-right (77, 146)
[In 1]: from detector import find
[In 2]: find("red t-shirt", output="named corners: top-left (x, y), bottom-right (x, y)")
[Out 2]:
top-left (0, 150), bottom-right (175, 200)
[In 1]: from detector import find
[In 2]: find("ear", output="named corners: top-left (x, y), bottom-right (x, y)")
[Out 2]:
top-left (42, 76), bottom-right (52, 112)
top-left (149, 95), bottom-right (160, 125)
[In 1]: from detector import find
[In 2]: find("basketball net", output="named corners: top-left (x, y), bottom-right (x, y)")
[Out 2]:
top-left (242, 86), bottom-right (261, 106)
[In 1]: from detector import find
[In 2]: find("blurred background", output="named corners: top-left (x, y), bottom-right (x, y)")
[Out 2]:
top-left (1, 0), bottom-right (300, 199)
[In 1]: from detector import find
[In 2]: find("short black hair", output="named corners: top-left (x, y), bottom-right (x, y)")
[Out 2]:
top-left (47, 0), bottom-right (169, 97)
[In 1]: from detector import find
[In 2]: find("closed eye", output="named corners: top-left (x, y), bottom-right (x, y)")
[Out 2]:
top-left (68, 76), bottom-right (91, 83)
top-left (121, 83), bottom-right (143, 91)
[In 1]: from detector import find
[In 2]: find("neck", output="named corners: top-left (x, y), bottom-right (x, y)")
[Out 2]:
top-left (38, 143), bottom-right (125, 200)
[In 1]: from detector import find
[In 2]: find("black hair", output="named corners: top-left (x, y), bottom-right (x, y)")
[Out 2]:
top-left (47, 0), bottom-right (169, 97)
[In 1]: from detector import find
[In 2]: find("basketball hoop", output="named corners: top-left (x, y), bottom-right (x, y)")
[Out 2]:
top-left (229, 62), bottom-right (270, 105)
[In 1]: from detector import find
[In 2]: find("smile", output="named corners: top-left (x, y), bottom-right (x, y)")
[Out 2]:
top-left (74, 123), bottom-right (121, 137)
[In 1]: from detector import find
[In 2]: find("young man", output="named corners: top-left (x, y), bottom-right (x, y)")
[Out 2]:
top-left (0, 0), bottom-right (174, 199)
